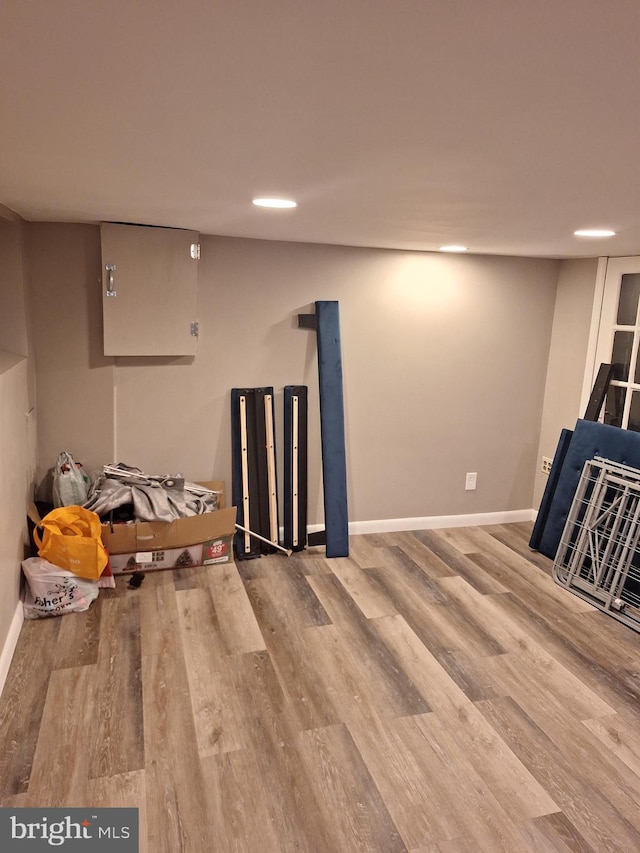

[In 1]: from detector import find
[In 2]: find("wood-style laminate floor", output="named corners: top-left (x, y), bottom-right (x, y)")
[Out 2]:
top-left (1, 522), bottom-right (640, 851)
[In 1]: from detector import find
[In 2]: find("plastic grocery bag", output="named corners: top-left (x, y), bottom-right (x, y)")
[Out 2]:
top-left (22, 557), bottom-right (99, 619)
top-left (52, 451), bottom-right (90, 508)
top-left (33, 505), bottom-right (109, 581)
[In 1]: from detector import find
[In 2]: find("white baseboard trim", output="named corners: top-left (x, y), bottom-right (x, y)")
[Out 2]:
top-left (0, 601), bottom-right (24, 699)
top-left (307, 508), bottom-right (536, 537)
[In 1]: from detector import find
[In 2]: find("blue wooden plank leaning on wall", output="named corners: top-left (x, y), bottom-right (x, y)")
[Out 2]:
top-left (299, 301), bottom-right (349, 558)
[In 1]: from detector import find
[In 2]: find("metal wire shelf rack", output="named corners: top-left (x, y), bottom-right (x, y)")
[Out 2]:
top-left (553, 457), bottom-right (640, 632)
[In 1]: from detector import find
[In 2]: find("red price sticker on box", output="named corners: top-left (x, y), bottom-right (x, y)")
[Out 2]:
top-left (206, 540), bottom-right (227, 560)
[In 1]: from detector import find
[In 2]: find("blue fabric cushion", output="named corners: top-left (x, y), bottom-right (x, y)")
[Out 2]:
top-left (534, 419), bottom-right (640, 559)
top-left (529, 427), bottom-right (573, 551)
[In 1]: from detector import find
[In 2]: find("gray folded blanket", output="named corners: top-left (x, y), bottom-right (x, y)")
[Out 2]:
top-left (84, 463), bottom-right (219, 522)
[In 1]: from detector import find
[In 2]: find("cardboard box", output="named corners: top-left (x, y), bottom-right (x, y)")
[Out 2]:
top-left (100, 480), bottom-right (237, 574)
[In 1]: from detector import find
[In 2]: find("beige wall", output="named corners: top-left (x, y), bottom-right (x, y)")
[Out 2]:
top-left (27, 224), bottom-right (560, 524)
top-left (0, 216), bottom-right (35, 675)
top-left (0, 355), bottom-right (30, 639)
top-left (533, 258), bottom-right (599, 508)
top-left (0, 217), bottom-right (37, 412)
top-left (0, 219), bottom-right (29, 358)
top-left (26, 224), bottom-right (116, 491)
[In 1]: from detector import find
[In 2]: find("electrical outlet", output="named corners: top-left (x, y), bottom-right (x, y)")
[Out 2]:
top-left (541, 456), bottom-right (553, 475)
top-left (465, 472), bottom-right (477, 490)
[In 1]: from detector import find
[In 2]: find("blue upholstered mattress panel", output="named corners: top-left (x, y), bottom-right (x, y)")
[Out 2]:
top-left (534, 419), bottom-right (640, 560)
top-left (529, 427), bottom-right (573, 552)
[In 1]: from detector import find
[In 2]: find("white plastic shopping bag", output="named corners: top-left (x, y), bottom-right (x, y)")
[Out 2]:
top-left (52, 451), bottom-right (91, 508)
top-left (22, 557), bottom-right (99, 619)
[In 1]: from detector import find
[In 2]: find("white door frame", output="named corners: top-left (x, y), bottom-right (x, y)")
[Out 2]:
top-left (581, 255), bottom-right (640, 422)
top-left (579, 256), bottom-right (609, 415)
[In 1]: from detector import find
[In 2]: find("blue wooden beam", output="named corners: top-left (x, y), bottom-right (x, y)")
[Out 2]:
top-left (299, 301), bottom-right (349, 557)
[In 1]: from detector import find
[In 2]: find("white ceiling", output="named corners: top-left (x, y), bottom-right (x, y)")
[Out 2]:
top-left (1, 0), bottom-right (639, 258)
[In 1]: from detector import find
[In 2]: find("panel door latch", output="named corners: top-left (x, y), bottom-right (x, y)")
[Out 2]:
top-left (190, 321), bottom-right (199, 337)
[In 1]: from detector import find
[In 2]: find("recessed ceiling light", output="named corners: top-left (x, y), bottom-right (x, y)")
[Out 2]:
top-left (439, 245), bottom-right (468, 253)
top-left (252, 198), bottom-right (297, 209)
top-left (574, 229), bottom-right (616, 237)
